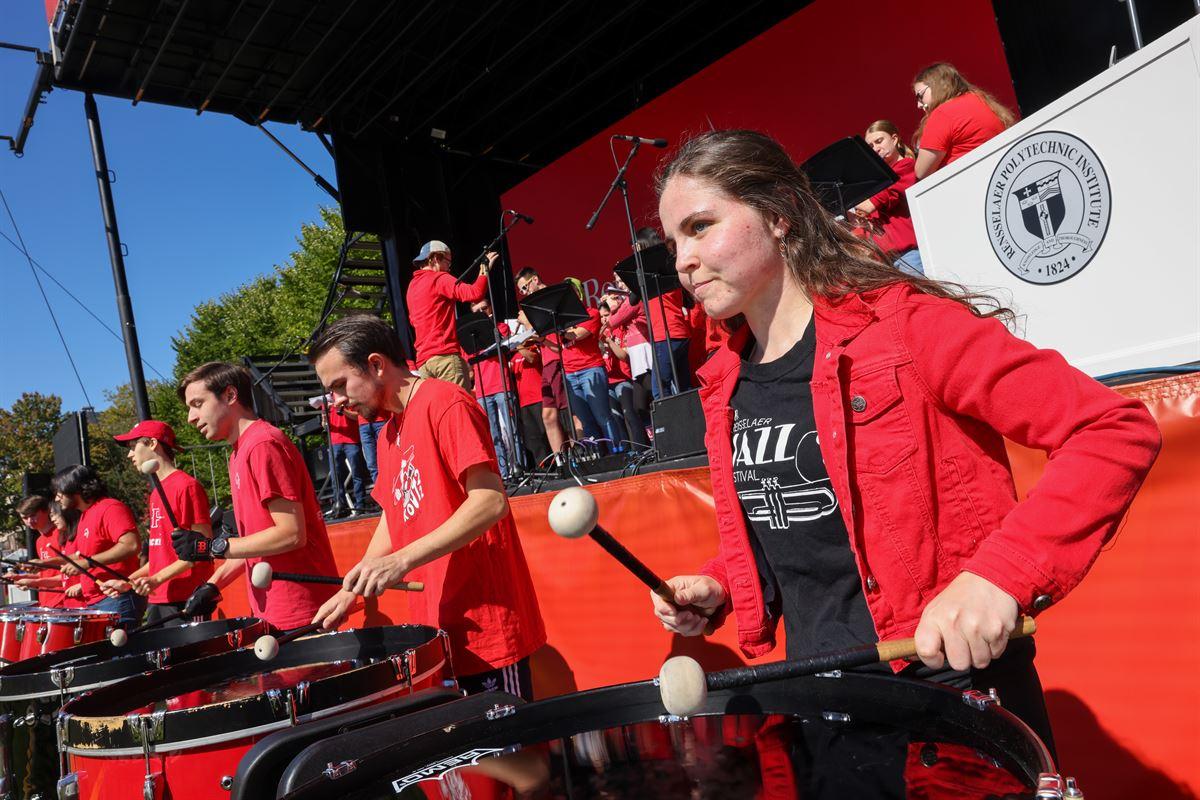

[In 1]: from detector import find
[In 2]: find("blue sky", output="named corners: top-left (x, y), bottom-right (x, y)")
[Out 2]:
top-left (0, 6), bottom-right (335, 412)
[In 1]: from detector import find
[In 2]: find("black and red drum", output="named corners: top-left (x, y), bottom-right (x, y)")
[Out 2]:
top-left (0, 617), bottom-right (268, 800)
top-left (275, 670), bottom-right (1076, 800)
top-left (18, 609), bottom-right (119, 662)
top-left (57, 624), bottom-right (451, 800)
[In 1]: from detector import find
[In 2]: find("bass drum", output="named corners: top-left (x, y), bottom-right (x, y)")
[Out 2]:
top-left (0, 616), bottom-right (268, 800)
top-left (276, 670), bottom-right (1074, 800)
top-left (58, 625), bottom-right (451, 800)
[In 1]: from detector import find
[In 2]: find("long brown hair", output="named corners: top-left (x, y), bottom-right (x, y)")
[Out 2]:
top-left (865, 119), bottom-right (915, 159)
top-left (654, 130), bottom-right (1011, 325)
top-left (912, 62), bottom-right (1015, 149)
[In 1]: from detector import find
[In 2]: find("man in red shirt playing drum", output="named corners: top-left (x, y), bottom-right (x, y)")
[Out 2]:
top-left (307, 314), bottom-right (546, 700)
top-left (406, 240), bottom-right (496, 390)
top-left (174, 362), bottom-right (340, 629)
top-left (51, 465), bottom-right (144, 626)
top-left (98, 420), bottom-right (215, 627)
top-left (12, 495), bottom-right (67, 608)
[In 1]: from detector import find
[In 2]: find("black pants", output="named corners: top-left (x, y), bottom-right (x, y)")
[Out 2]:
top-left (517, 402), bottom-right (552, 469)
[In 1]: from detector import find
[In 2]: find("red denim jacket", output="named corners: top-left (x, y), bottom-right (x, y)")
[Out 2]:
top-left (696, 283), bottom-right (1161, 664)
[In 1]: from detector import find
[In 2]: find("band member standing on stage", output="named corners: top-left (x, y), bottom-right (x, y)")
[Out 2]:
top-left (406, 240), bottom-right (496, 390)
top-left (849, 120), bottom-right (923, 275)
top-left (649, 130), bottom-right (1160, 756)
top-left (13, 495), bottom-right (66, 608)
top-left (912, 62), bottom-right (1014, 178)
top-left (51, 465), bottom-right (144, 625)
top-left (175, 362), bottom-right (339, 629)
top-left (308, 314), bottom-right (546, 699)
top-left (515, 267), bottom-right (570, 455)
top-left (96, 420), bottom-right (215, 626)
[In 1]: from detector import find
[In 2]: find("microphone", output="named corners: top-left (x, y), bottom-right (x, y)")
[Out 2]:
top-left (613, 135), bottom-right (668, 148)
top-left (505, 210), bottom-right (534, 224)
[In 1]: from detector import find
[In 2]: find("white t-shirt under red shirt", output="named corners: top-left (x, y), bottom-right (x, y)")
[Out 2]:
top-left (229, 419), bottom-right (339, 628)
top-left (372, 378), bottom-right (546, 675)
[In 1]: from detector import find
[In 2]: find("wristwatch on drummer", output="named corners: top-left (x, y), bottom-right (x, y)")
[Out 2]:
top-left (208, 532), bottom-right (231, 559)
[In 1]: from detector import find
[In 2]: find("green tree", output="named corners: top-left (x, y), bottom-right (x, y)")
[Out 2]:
top-left (0, 392), bottom-right (63, 531)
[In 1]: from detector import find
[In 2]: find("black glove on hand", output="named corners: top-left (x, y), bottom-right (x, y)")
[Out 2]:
top-left (173, 528), bottom-right (229, 561)
top-left (182, 582), bottom-right (221, 617)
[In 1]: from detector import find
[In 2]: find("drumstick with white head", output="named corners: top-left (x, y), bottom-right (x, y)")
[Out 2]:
top-left (548, 487), bottom-right (711, 621)
top-left (253, 622), bottom-right (325, 661)
top-left (656, 617), bottom-right (1039, 717)
top-left (249, 562), bottom-right (424, 593)
top-left (108, 608), bottom-right (192, 647)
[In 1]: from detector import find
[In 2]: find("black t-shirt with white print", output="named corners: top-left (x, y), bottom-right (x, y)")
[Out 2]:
top-left (730, 320), bottom-right (878, 660)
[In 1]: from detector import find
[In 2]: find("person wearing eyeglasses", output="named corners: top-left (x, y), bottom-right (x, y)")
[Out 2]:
top-left (911, 62), bottom-right (1015, 179)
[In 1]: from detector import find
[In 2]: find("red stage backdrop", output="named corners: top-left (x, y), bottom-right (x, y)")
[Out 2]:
top-left (499, 0), bottom-right (1019, 303)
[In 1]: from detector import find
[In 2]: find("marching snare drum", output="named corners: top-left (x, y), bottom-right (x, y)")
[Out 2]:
top-left (277, 670), bottom-right (1072, 800)
top-left (58, 624), bottom-right (451, 800)
top-left (0, 616), bottom-right (269, 800)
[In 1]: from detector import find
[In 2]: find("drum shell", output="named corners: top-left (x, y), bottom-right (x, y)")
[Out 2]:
top-left (59, 625), bottom-right (452, 800)
top-left (0, 606), bottom-right (59, 665)
top-left (18, 611), bottom-right (117, 661)
top-left (0, 617), bottom-right (268, 800)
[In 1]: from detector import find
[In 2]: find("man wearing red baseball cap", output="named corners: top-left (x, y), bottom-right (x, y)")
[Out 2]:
top-left (109, 420), bottom-right (216, 626)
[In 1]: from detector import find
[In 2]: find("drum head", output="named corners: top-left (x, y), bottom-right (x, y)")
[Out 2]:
top-left (278, 671), bottom-right (1058, 800)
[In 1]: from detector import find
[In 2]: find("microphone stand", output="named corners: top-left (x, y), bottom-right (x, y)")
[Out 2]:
top-left (586, 139), bottom-right (667, 401)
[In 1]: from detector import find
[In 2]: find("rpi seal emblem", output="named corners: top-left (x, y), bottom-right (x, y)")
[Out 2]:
top-left (985, 131), bottom-right (1111, 284)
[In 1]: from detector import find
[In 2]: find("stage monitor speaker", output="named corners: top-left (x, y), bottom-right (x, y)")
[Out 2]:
top-left (22, 472), bottom-right (52, 498)
top-left (52, 411), bottom-right (90, 472)
top-left (651, 389), bottom-right (706, 460)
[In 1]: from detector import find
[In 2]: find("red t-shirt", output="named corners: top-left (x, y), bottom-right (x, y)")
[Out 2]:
top-left (560, 308), bottom-right (606, 374)
top-left (61, 536), bottom-right (84, 608)
top-left (406, 268), bottom-right (489, 366)
top-left (920, 92), bottom-right (1007, 167)
top-left (605, 296), bottom-right (649, 346)
top-left (75, 497), bottom-right (140, 605)
top-left (229, 419), bottom-right (339, 628)
top-left (327, 406), bottom-right (360, 445)
top-left (868, 156), bottom-right (918, 255)
top-left (472, 322), bottom-right (512, 398)
top-left (147, 470), bottom-right (214, 603)
top-left (371, 379), bottom-right (546, 675)
top-left (34, 532), bottom-right (65, 608)
top-left (645, 289), bottom-right (691, 342)
top-left (602, 331), bottom-right (633, 384)
top-left (510, 348), bottom-right (544, 407)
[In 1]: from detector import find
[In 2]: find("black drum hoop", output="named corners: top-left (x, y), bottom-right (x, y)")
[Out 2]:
top-left (279, 671), bottom-right (1057, 799)
top-left (60, 625), bottom-right (449, 755)
top-left (0, 617), bottom-right (270, 702)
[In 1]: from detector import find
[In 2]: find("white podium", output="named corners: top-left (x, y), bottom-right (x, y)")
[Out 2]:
top-left (908, 16), bottom-right (1200, 377)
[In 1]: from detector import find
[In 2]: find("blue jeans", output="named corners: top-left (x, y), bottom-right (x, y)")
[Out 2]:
top-left (358, 420), bottom-right (387, 484)
top-left (480, 392), bottom-right (515, 478)
top-left (565, 366), bottom-right (622, 447)
top-left (651, 338), bottom-right (693, 399)
top-left (894, 248), bottom-right (924, 276)
top-left (331, 442), bottom-right (370, 509)
top-left (90, 591), bottom-right (146, 628)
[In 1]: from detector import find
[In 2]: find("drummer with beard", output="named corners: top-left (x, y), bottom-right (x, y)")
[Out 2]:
top-left (174, 362), bottom-right (340, 629)
top-left (308, 314), bottom-right (549, 795)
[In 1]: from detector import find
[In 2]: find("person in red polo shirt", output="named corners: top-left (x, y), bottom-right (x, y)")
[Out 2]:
top-left (912, 62), bottom-right (1014, 178)
top-left (98, 420), bottom-right (215, 627)
top-left (12, 495), bottom-right (67, 608)
top-left (406, 240), bottom-right (495, 389)
top-left (175, 362), bottom-right (339, 630)
top-left (51, 465), bottom-right (143, 626)
top-left (307, 314), bottom-right (545, 699)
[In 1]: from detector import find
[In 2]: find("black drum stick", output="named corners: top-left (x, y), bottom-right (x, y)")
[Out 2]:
top-left (138, 459), bottom-right (182, 530)
top-left (48, 544), bottom-right (130, 583)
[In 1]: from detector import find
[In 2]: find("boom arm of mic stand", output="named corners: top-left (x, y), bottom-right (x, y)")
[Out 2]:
top-left (586, 140), bottom-right (640, 230)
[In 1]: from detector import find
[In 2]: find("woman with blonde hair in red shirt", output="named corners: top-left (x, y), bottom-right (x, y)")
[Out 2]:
top-left (912, 62), bottom-right (1015, 178)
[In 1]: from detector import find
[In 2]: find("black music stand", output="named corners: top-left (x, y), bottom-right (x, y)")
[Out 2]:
top-left (800, 136), bottom-right (899, 216)
top-left (519, 282), bottom-right (591, 451)
top-left (614, 243), bottom-right (681, 397)
top-left (457, 313), bottom-right (523, 481)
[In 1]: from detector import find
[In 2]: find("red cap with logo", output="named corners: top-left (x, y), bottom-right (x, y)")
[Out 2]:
top-left (113, 419), bottom-right (178, 450)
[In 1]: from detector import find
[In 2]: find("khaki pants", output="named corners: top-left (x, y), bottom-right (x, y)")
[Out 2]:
top-left (420, 353), bottom-right (472, 390)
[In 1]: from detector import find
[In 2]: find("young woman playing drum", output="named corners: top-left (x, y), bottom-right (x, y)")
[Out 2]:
top-left (648, 130), bottom-right (1160, 763)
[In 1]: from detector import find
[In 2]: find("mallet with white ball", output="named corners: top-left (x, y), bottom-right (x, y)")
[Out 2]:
top-left (548, 487), bottom-right (710, 618)
top-left (249, 562), bottom-right (424, 593)
top-left (108, 608), bottom-right (194, 647)
top-left (253, 622), bottom-right (324, 661)
top-left (656, 616), bottom-right (1039, 717)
